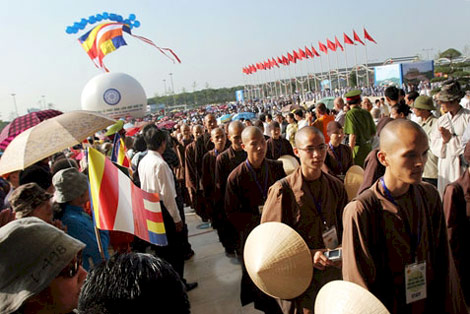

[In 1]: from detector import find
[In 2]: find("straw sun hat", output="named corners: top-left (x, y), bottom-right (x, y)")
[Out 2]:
top-left (278, 155), bottom-right (300, 176)
top-left (243, 222), bottom-right (313, 300)
top-left (315, 280), bottom-right (390, 314)
top-left (344, 165), bottom-right (364, 201)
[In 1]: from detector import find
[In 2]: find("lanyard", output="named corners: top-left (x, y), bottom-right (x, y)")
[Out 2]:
top-left (380, 177), bottom-right (421, 262)
top-left (308, 178), bottom-right (327, 227)
top-left (328, 143), bottom-right (343, 174)
top-left (214, 149), bottom-right (219, 157)
top-left (246, 160), bottom-right (269, 200)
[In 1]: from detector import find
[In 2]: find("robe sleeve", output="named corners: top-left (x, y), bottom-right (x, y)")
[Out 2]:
top-left (185, 145), bottom-right (197, 190)
top-left (342, 200), bottom-right (378, 290)
top-left (430, 118), bottom-right (446, 158)
top-left (443, 183), bottom-right (462, 266)
top-left (225, 174), bottom-right (251, 233)
top-left (201, 153), bottom-right (213, 199)
top-left (261, 182), bottom-right (286, 223)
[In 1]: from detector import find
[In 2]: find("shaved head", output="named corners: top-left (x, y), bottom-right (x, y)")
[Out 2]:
top-left (204, 114), bottom-right (217, 131)
top-left (242, 126), bottom-right (264, 144)
top-left (295, 126), bottom-right (324, 148)
top-left (379, 119), bottom-right (427, 153)
top-left (228, 121), bottom-right (244, 136)
top-left (211, 127), bottom-right (224, 138)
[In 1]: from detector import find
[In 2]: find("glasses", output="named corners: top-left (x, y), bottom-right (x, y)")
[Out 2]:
top-left (59, 252), bottom-right (82, 278)
top-left (297, 144), bottom-right (327, 153)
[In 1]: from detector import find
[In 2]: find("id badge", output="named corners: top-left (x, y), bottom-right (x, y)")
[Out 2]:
top-left (405, 262), bottom-right (427, 304)
top-left (258, 205), bottom-right (264, 214)
top-left (322, 226), bottom-right (338, 249)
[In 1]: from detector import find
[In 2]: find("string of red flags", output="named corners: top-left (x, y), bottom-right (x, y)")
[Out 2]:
top-left (241, 28), bottom-right (377, 75)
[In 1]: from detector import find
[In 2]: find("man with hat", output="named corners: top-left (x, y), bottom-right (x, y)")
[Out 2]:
top-left (343, 89), bottom-right (376, 167)
top-left (53, 167), bottom-right (110, 271)
top-left (430, 78), bottom-right (470, 195)
top-left (9, 182), bottom-right (53, 223)
top-left (412, 95), bottom-right (439, 187)
top-left (0, 217), bottom-right (87, 314)
top-left (262, 126), bottom-right (348, 313)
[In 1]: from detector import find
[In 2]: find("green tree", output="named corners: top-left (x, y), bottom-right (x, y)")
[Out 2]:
top-left (439, 48), bottom-right (462, 61)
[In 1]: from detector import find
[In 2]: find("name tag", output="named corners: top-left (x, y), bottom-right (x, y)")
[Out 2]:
top-left (322, 226), bottom-right (339, 249)
top-left (405, 262), bottom-right (427, 304)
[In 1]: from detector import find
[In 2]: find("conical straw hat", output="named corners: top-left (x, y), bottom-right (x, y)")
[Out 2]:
top-left (278, 155), bottom-right (300, 175)
top-left (344, 165), bottom-right (364, 201)
top-left (244, 222), bottom-right (313, 300)
top-left (315, 280), bottom-right (390, 314)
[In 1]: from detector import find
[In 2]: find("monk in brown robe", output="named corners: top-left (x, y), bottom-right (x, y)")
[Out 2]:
top-left (266, 121), bottom-right (296, 160)
top-left (323, 121), bottom-right (353, 180)
top-left (185, 125), bottom-right (203, 215)
top-left (201, 128), bottom-right (226, 227)
top-left (175, 124), bottom-right (193, 206)
top-left (443, 142), bottom-right (470, 304)
top-left (215, 121), bottom-right (246, 256)
top-left (225, 126), bottom-right (285, 313)
top-left (262, 126), bottom-right (347, 314)
top-left (342, 119), bottom-right (467, 313)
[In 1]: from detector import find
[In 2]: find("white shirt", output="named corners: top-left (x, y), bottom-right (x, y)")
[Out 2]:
top-left (138, 150), bottom-right (181, 223)
top-left (297, 119), bottom-right (308, 130)
top-left (335, 110), bottom-right (346, 126)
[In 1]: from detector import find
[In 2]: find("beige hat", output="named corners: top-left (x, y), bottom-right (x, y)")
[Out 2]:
top-left (278, 155), bottom-right (300, 176)
top-left (52, 168), bottom-right (88, 203)
top-left (315, 280), bottom-right (390, 314)
top-left (344, 165), bottom-right (364, 201)
top-left (436, 79), bottom-right (465, 102)
top-left (243, 222), bottom-right (313, 300)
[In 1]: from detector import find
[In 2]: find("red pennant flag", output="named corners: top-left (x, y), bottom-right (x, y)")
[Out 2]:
top-left (311, 46), bottom-right (321, 57)
top-left (353, 30), bottom-right (365, 45)
top-left (304, 46), bottom-right (313, 58)
top-left (298, 48), bottom-right (306, 59)
top-left (272, 57), bottom-right (280, 68)
top-left (335, 36), bottom-right (344, 51)
top-left (344, 33), bottom-right (354, 45)
top-left (293, 50), bottom-right (300, 61)
top-left (277, 56), bottom-right (283, 64)
top-left (287, 52), bottom-right (294, 62)
top-left (256, 63), bottom-right (262, 70)
top-left (282, 55), bottom-right (289, 65)
top-left (326, 38), bottom-right (336, 52)
top-left (264, 60), bottom-right (270, 69)
top-left (251, 64), bottom-right (257, 73)
top-left (318, 41), bottom-right (328, 54)
top-left (363, 28), bottom-right (377, 44)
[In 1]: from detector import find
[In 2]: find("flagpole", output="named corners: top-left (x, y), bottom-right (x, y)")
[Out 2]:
top-left (335, 50), bottom-right (341, 89)
top-left (364, 42), bottom-right (370, 88)
top-left (353, 44), bottom-right (359, 87)
top-left (344, 47), bottom-right (350, 87)
top-left (312, 58), bottom-right (318, 95)
top-left (326, 52), bottom-right (332, 91)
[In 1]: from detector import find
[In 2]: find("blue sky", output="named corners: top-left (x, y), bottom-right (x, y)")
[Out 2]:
top-left (1, 0), bottom-right (469, 119)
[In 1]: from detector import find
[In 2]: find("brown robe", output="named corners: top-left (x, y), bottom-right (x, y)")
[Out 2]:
top-left (443, 170), bottom-right (470, 304)
top-left (324, 143), bottom-right (354, 179)
top-left (357, 148), bottom-right (384, 195)
top-left (266, 137), bottom-right (296, 160)
top-left (225, 158), bottom-right (286, 311)
top-left (176, 138), bottom-right (193, 205)
top-left (201, 149), bottom-right (220, 219)
top-left (342, 180), bottom-right (467, 314)
top-left (261, 168), bottom-right (347, 314)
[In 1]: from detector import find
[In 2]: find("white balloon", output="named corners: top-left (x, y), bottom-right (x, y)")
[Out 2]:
top-left (81, 72), bottom-right (147, 118)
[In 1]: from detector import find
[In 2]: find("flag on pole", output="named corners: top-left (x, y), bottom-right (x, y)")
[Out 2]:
top-left (298, 48), bottom-right (306, 59)
top-left (318, 41), bottom-right (328, 54)
top-left (363, 28), bottom-right (377, 44)
top-left (282, 55), bottom-right (289, 65)
top-left (344, 33), bottom-right (355, 45)
top-left (305, 46), bottom-right (314, 58)
top-left (353, 30), bottom-right (365, 45)
top-left (311, 46), bottom-right (321, 57)
top-left (272, 57), bottom-right (280, 68)
top-left (335, 36), bottom-right (344, 51)
top-left (326, 38), bottom-right (337, 52)
top-left (111, 132), bottom-right (131, 168)
top-left (88, 148), bottom-right (168, 246)
top-left (288, 52), bottom-right (295, 63)
top-left (293, 50), bottom-right (300, 61)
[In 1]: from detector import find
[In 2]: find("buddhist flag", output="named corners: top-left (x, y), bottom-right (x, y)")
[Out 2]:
top-left (318, 41), bottom-right (328, 54)
top-left (363, 28), bottom-right (377, 44)
top-left (88, 148), bottom-right (168, 246)
top-left (353, 30), bottom-right (365, 45)
top-left (326, 38), bottom-right (337, 52)
top-left (111, 133), bottom-right (130, 168)
top-left (335, 36), bottom-right (344, 51)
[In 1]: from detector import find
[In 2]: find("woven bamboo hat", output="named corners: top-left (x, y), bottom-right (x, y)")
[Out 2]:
top-left (278, 155), bottom-right (300, 175)
top-left (344, 165), bottom-right (364, 201)
top-left (315, 280), bottom-right (390, 314)
top-left (244, 222), bottom-right (313, 300)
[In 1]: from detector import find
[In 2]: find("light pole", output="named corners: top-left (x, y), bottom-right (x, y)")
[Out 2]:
top-left (11, 93), bottom-right (19, 117)
top-left (41, 95), bottom-right (46, 109)
top-left (422, 48), bottom-right (434, 60)
top-left (163, 79), bottom-right (167, 96)
top-left (169, 73), bottom-right (176, 106)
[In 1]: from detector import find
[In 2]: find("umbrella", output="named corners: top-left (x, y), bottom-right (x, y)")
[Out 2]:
top-left (123, 122), bottom-right (134, 129)
top-left (218, 114), bottom-right (232, 124)
top-left (232, 112), bottom-right (256, 121)
top-left (317, 97), bottom-right (335, 110)
top-left (157, 121), bottom-right (177, 129)
top-left (0, 111), bottom-right (116, 175)
top-left (0, 109), bottom-right (63, 150)
top-left (125, 127), bottom-right (142, 137)
top-left (281, 104), bottom-right (301, 113)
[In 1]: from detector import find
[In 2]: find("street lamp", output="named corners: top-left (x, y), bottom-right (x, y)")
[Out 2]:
top-left (169, 73), bottom-right (176, 106)
top-left (163, 79), bottom-right (167, 96)
top-left (11, 93), bottom-right (19, 117)
top-left (41, 95), bottom-right (46, 109)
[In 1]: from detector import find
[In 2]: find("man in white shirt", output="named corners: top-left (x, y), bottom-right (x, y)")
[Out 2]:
top-left (334, 97), bottom-right (346, 126)
top-left (139, 124), bottom-right (197, 291)
top-left (294, 109), bottom-right (308, 130)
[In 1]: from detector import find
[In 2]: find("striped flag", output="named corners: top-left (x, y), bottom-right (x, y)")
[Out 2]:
top-left (111, 133), bottom-right (131, 168)
top-left (88, 147), bottom-right (168, 246)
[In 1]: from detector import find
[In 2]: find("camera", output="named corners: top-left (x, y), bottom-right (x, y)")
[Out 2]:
top-left (324, 248), bottom-right (342, 262)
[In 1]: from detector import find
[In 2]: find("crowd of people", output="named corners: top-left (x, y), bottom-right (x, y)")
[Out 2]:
top-left (1, 78), bottom-right (470, 313)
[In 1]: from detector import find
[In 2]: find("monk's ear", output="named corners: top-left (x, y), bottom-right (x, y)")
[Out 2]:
top-left (294, 147), bottom-right (300, 158)
top-left (377, 150), bottom-right (388, 167)
top-left (241, 142), bottom-right (246, 151)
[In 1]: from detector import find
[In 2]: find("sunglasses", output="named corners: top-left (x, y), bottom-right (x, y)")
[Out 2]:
top-left (59, 252), bottom-right (83, 278)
